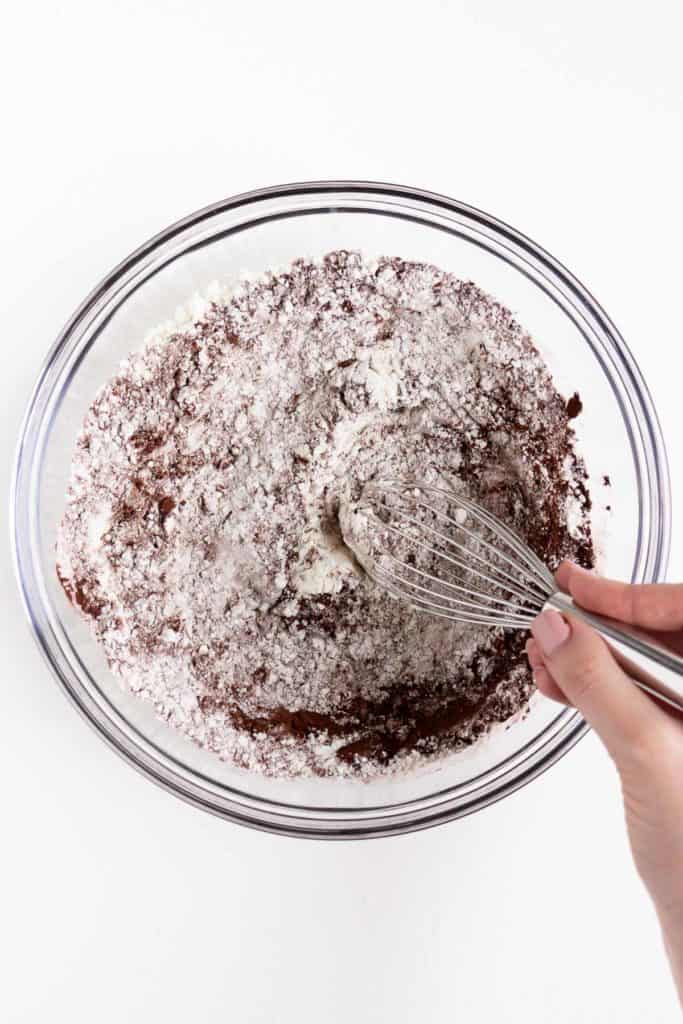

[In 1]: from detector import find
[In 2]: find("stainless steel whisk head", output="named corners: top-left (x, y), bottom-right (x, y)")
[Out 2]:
top-left (355, 479), bottom-right (555, 630)
top-left (353, 478), bottom-right (683, 713)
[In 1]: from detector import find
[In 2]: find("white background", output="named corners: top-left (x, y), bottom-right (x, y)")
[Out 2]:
top-left (3, 1), bottom-right (683, 1021)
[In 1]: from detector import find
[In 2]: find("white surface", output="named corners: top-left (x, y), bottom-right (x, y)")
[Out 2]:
top-left (2, 1), bottom-right (682, 1020)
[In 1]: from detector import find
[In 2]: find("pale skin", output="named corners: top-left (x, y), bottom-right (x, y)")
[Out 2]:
top-left (527, 561), bottom-right (683, 1003)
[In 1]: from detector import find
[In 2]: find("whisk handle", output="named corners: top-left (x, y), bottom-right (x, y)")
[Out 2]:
top-left (546, 593), bottom-right (683, 713)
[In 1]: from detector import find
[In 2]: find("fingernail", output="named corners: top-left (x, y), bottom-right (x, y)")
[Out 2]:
top-left (570, 563), bottom-right (593, 577)
top-left (531, 609), bottom-right (570, 655)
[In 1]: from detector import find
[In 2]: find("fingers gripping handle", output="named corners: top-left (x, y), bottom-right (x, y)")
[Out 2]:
top-left (547, 592), bottom-right (683, 714)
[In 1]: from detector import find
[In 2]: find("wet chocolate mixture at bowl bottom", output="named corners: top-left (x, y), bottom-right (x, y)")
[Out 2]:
top-left (57, 251), bottom-right (594, 778)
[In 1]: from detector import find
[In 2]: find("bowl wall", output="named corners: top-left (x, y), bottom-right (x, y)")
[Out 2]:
top-left (13, 183), bottom-right (670, 837)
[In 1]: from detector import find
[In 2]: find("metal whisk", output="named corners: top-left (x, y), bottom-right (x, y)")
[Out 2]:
top-left (355, 479), bottom-right (683, 713)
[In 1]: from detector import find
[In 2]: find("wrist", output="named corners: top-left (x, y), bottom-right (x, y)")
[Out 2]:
top-left (656, 903), bottom-right (683, 1005)
top-left (658, 901), bottom-right (683, 937)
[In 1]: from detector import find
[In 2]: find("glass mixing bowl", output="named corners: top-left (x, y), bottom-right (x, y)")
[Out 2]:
top-left (12, 182), bottom-right (670, 838)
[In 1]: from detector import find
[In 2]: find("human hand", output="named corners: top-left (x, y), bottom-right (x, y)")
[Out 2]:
top-left (526, 562), bottom-right (683, 1002)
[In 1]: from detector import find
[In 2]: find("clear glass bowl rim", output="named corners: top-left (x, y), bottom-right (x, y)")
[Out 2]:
top-left (11, 180), bottom-right (671, 839)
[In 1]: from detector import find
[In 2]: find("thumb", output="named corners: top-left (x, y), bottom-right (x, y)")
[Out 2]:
top-left (531, 609), bottom-right (661, 764)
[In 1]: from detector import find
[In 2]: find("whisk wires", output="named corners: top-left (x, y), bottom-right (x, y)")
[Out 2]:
top-left (356, 480), bottom-right (555, 629)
